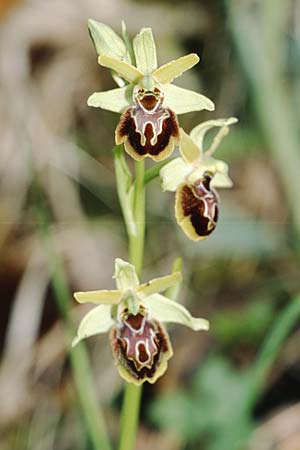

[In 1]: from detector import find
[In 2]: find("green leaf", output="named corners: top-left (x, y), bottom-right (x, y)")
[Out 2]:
top-left (153, 53), bottom-right (199, 84)
top-left (143, 293), bottom-right (209, 331)
top-left (114, 258), bottom-right (139, 290)
top-left (133, 28), bottom-right (157, 75)
top-left (72, 304), bottom-right (114, 347)
top-left (164, 84), bottom-right (215, 114)
top-left (88, 19), bottom-right (127, 59)
top-left (87, 85), bottom-right (133, 112)
top-left (113, 146), bottom-right (137, 236)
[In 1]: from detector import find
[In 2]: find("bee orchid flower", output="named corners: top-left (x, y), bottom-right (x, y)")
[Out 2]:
top-left (72, 258), bottom-right (209, 385)
top-left (87, 26), bottom-right (215, 161)
top-left (160, 117), bottom-right (238, 241)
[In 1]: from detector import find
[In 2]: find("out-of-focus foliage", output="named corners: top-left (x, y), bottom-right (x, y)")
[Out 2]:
top-left (0, 0), bottom-right (300, 449)
top-left (150, 355), bottom-right (254, 450)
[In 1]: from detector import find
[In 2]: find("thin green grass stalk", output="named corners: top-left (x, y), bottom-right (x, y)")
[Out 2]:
top-left (245, 295), bottom-right (300, 412)
top-left (118, 160), bottom-right (145, 450)
top-left (217, 295), bottom-right (300, 450)
top-left (165, 257), bottom-right (183, 301)
top-left (34, 191), bottom-right (112, 450)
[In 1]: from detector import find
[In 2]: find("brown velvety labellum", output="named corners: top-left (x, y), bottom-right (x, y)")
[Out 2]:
top-left (110, 312), bottom-right (171, 382)
top-left (180, 174), bottom-right (219, 237)
top-left (115, 87), bottom-right (179, 161)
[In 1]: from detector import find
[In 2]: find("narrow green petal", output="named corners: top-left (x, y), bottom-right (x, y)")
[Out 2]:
top-left (190, 117), bottom-right (238, 151)
top-left (114, 258), bottom-right (139, 290)
top-left (98, 54), bottom-right (144, 84)
top-left (153, 53), bottom-right (199, 84)
top-left (87, 85), bottom-right (132, 112)
top-left (88, 19), bottom-right (127, 59)
top-left (143, 293), bottom-right (209, 331)
top-left (138, 271), bottom-right (182, 297)
top-left (159, 157), bottom-right (191, 192)
top-left (164, 84), bottom-right (215, 115)
top-left (72, 304), bottom-right (114, 347)
top-left (133, 28), bottom-right (157, 74)
top-left (180, 128), bottom-right (202, 163)
top-left (74, 290), bottom-right (122, 305)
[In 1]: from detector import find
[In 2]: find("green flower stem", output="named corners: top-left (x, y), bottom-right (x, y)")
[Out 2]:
top-left (143, 158), bottom-right (174, 185)
top-left (118, 160), bottom-right (146, 450)
top-left (34, 189), bottom-right (112, 450)
top-left (129, 160), bottom-right (146, 276)
top-left (118, 383), bottom-right (142, 450)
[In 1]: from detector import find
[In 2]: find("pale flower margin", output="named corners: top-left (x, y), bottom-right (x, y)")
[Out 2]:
top-left (72, 258), bottom-right (209, 385)
top-left (87, 22), bottom-right (215, 161)
top-left (160, 117), bottom-right (238, 241)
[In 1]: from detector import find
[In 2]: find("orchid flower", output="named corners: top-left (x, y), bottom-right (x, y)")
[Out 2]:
top-left (160, 117), bottom-right (238, 241)
top-left (72, 259), bottom-right (209, 385)
top-left (87, 23), bottom-right (214, 161)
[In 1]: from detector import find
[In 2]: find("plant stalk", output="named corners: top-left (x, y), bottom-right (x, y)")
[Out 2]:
top-left (118, 160), bottom-right (146, 450)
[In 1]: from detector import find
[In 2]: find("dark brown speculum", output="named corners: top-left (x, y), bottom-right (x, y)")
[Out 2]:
top-left (110, 309), bottom-right (171, 383)
top-left (178, 173), bottom-right (219, 239)
top-left (115, 86), bottom-right (179, 161)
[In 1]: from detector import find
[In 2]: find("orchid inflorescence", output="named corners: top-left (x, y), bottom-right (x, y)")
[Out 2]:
top-left (72, 20), bottom-right (238, 385)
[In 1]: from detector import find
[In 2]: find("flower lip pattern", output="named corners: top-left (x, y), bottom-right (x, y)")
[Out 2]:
top-left (72, 258), bottom-right (209, 385)
top-left (87, 27), bottom-right (215, 161)
top-left (115, 85), bottom-right (180, 161)
top-left (160, 117), bottom-right (238, 241)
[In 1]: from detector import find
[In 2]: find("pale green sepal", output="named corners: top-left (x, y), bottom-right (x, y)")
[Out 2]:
top-left (159, 157), bottom-right (191, 192)
top-left (133, 28), bottom-right (157, 75)
top-left (74, 290), bottom-right (122, 305)
top-left (153, 53), bottom-right (199, 84)
top-left (144, 293), bottom-right (209, 331)
top-left (87, 85), bottom-right (132, 112)
top-left (121, 21), bottom-right (134, 65)
top-left (98, 54), bottom-right (144, 84)
top-left (114, 259), bottom-right (139, 290)
top-left (164, 84), bottom-right (215, 114)
top-left (72, 304), bottom-right (114, 347)
top-left (190, 117), bottom-right (238, 151)
top-left (138, 272), bottom-right (182, 298)
top-left (113, 146), bottom-right (137, 236)
top-left (211, 171), bottom-right (233, 188)
top-left (180, 128), bottom-right (202, 163)
top-left (88, 19), bottom-right (127, 59)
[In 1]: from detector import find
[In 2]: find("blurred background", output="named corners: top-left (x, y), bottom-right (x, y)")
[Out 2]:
top-left (0, 0), bottom-right (300, 449)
